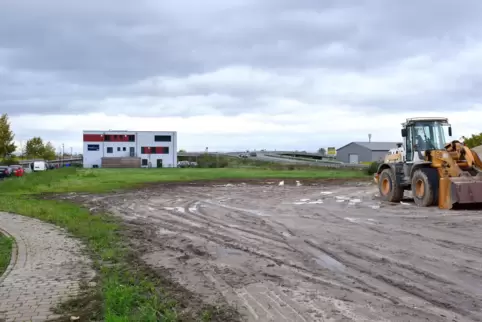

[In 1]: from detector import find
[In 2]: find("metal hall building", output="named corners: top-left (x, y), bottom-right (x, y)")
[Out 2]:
top-left (336, 142), bottom-right (399, 164)
top-left (82, 130), bottom-right (177, 168)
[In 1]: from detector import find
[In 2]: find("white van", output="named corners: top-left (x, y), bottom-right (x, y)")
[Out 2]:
top-left (32, 161), bottom-right (47, 172)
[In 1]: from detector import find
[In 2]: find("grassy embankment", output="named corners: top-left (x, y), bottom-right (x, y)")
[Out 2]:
top-left (0, 162), bottom-right (368, 321)
top-left (0, 233), bottom-right (13, 276)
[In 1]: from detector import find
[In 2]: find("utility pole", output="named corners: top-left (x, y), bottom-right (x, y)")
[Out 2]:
top-left (70, 147), bottom-right (73, 158)
top-left (62, 143), bottom-right (64, 167)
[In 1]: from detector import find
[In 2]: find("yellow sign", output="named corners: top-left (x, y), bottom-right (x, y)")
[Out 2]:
top-left (327, 147), bottom-right (336, 156)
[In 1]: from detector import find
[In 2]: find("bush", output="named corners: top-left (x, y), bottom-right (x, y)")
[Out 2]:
top-left (366, 161), bottom-right (380, 175)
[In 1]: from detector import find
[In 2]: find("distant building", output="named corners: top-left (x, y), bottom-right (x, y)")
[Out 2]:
top-left (336, 142), bottom-right (399, 164)
top-left (83, 130), bottom-right (177, 168)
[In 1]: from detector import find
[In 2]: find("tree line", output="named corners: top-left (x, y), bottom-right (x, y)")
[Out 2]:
top-left (462, 133), bottom-right (482, 149)
top-left (0, 113), bottom-right (57, 164)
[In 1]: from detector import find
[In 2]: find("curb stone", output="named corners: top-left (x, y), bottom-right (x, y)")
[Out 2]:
top-left (0, 227), bottom-right (17, 284)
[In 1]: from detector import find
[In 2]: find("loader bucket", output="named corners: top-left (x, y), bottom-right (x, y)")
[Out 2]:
top-left (439, 174), bottom-right (482, 209)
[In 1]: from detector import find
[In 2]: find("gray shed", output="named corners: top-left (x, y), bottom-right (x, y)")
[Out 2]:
top-left (336, 142), bottom-right (400, 164)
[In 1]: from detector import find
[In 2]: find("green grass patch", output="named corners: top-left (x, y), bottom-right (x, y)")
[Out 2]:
top-left (0, 232), bottom-right (13, 276)
top-left (0, 167), bottom-right (367, 195)
top-left (0, 167), bottom-right (367, 321)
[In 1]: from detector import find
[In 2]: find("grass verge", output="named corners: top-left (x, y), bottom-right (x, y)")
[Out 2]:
top-left (0, 232), bottom-right (13, 276)
top-left (0, 167), bottom-right (368, 321)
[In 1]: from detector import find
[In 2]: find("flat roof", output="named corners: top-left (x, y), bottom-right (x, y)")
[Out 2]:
top-left (402, 117), bottom-right (449, 126)
top-left (83, 130), bottom-right (176, 133)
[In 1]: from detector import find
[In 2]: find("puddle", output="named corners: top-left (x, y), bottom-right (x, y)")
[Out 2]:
top-left (188, 201), bottom-right (200, 213)
top-left (344, 217), bottom-right (359, 223)
top-left (281, 231), bottom-right (294, 237)
top-left (313, 254), bottom-right (345, 272)
top-left (215, 246), bottom-right (245, 257)
top-left (344, 217), bottom-right (376, 225)
top-left (158, 228), bottom-right (176, 235)
top-left (293, 199), bottom-right (324, 205)
top-left (348, 198), bottom-right (362, 206)
top-left (308, 200), bottom-right (323, 204)
top-left (306, 240), bottom-right (346, 272)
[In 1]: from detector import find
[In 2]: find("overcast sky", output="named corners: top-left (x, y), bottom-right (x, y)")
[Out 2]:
top-left (3, 0), bottom-right (482, 152)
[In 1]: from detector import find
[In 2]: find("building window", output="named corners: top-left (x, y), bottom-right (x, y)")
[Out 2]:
top-left (123, 147), bottom-right (126, 151)
top-left (141, 159), bottom-right (148, 166)
top-left (117, 147), bottom-right (121, 151)
top-left (154, 135), bottom-right (171, 142)
top-left (87, 144), bottom-right (99, 151)
top-left (104, 135), bottom-right (111, 141)
top-left (107, 147), bottom-right (113, 153)
top-left (159, 147), bottom-right (169, 154)
top-left (141, 146), bottom-right (169, 154)
top-left (128, 135), bottom-right (135, 142)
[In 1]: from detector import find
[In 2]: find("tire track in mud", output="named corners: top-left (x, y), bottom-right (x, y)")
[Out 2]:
top-left (141, 196), bottom-right (400, 321)
top-left (303, 239), bottom-right (475, 321)
top-left (301, 208), bottom-right (482, 321)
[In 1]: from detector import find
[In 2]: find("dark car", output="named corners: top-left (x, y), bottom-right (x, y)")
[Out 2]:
top-left (0, 166), bottom-right (11, 179)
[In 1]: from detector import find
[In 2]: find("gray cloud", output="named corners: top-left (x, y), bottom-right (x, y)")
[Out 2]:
top-left (1, 0), bottom-right (482, 117)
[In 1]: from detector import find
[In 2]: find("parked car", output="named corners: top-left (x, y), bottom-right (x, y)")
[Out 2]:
top-left (177, 160), bottom-right (191, 168)
top-left (9, 165), bottom-right (25, 177)
top-left (0, 166), bottom-right (11, 179)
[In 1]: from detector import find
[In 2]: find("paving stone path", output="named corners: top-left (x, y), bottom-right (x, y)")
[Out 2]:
top-left (0, 212), bottom-right (96, 322)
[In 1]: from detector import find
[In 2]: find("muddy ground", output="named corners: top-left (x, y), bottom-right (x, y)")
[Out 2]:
top-left (63, 179), bottom-right (482, 322)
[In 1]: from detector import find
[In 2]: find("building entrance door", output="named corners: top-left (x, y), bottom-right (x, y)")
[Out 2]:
top-left (349, 154), bottom-right (359, 164)
top-left (157, 159), bottom-right (163, 168)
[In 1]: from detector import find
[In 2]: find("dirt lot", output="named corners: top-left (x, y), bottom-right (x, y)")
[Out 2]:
top-left (65, 179), bottom-right (482, 322)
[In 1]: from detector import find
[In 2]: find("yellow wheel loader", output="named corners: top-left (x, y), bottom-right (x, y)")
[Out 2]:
top-left (374, 117), bottom-right (482, 209)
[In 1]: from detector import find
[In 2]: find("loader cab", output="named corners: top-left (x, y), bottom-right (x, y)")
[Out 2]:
top-left (401, 117), bottom-right (452, 162)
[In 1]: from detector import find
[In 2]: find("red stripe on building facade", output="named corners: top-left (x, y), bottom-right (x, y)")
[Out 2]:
top-left (83, 134), bottom-right (104, 142)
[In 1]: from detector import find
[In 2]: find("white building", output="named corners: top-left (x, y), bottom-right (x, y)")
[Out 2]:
top-left (82, 130), bottom-right (177, 168)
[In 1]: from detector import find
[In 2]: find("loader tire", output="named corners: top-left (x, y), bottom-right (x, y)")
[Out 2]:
top-left (378, 168), bottom-right (403, 202)
top-left (411, 169), bottom-right (434, 207)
